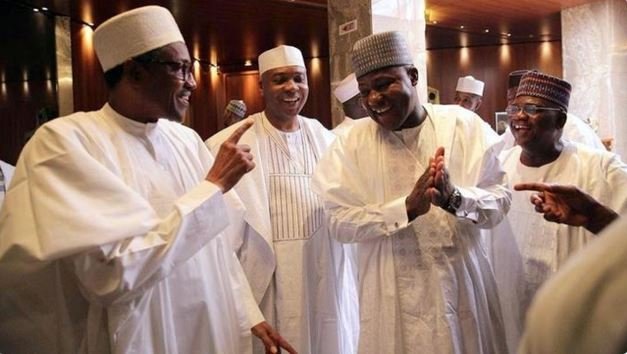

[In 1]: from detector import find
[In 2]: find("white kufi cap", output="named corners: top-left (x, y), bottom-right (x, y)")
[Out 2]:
top-left (94, 6), bottom-right (185, 72)
top-left (456, 75), bottom-right (485, 96)
top-left (333, 73), bottom-right (359, 103)
top-left (258, 45), bottom-right (305, 75)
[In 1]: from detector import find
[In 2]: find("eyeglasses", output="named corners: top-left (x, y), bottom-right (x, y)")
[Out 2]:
top-left (135, 59), bottom-right (194, 81)
top-left (506, 104), bottom-right (563, 116)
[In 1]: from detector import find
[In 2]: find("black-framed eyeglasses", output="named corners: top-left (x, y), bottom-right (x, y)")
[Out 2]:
top-left (134, 58), bottom-right (193, 81)
top-left (506, 104), bottom-right (563, 116)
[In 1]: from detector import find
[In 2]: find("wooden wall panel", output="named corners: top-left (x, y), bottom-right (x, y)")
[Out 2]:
top-left (426, 41), bottom-right (562, 128)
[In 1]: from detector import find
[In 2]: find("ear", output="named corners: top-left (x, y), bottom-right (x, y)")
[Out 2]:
top-left (556, 111), bottom-right (567, 129)
top-left (407, 66), bottom-right (419, 86)
top-left (475, 98), bottom-right (483, 110)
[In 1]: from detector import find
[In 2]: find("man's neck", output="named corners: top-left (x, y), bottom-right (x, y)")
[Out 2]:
top-left (264, 111), bottom-right (300, 132)
top-left (520, 140), bottom-right (564, 167)
top-left (108, 90), bottom-right (158, 124)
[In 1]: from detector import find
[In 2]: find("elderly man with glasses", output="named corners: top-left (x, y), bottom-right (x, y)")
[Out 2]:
top-left (0, 6), bottom-right (295, 354)
top-left (487, 71), bottom-right (627, 352)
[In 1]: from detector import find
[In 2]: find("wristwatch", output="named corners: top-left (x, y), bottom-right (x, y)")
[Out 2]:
top-left (443, 188), bottom-right (462, 214)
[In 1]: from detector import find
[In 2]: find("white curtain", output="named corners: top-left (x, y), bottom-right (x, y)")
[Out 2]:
top-left (562, 0), bottom-right (627, 159)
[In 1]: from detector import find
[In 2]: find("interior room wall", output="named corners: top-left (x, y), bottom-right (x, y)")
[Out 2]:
top-left (426, 41), bottom-right (563, 129)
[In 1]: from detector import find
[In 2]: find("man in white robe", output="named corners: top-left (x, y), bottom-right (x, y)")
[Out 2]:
top-left (312, 31), bottom-right (510, 354)
top-left (0, 6), bottom-right (294, 354)
top-left (206, 45), bottom-right (355, 354)
top-left (490, 71), bottom-right (627, 351)
top-left (333, 72), bottom-right (369, 137)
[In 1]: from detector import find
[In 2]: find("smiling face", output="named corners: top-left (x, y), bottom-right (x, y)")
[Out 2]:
top-left (138, 42), bottom-right (197, 122)
top-left (509, 95), bottom-right (566, 152)
top-left (260, 65), bottom-right (309, 124)
top-left (357, 65), bottom-right (421, 131)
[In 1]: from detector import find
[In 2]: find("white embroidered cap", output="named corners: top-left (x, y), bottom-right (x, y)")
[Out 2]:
top-left (333, 73), bottom-right (359, 103)
top-left (456, 75), bottom-right (485, 96)
top-left (258, 45), bottom-right (305, 75)
top-left (94, 6), bottom-right (185, 72)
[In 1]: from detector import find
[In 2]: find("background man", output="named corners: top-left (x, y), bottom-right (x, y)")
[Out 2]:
top-left (332, 72), bottom-right (368, 136)
top-left (489, 71), bottom-right (627, 351)
top-left (313, 31), bottom-right (510, 354)
top-left (0, 6), bottom-right (293, 354)
top-left (206, 45), bottom-right (354, 354)
top-left (454, 75), bottom-right (484, 112)
top-left (223, 99), bottom-right (247, 127)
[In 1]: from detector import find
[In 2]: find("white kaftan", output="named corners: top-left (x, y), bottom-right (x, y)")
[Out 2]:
top-left (490, 141), bottom-right (627, 352)
top-left (519, 215), bottom-right (627, 354)
top-left (0, 104), bottom-right (263, 354)
top-left (206, 112), bottom-right (357, 354)
top-left (312, 103), bottom-right (511, 354)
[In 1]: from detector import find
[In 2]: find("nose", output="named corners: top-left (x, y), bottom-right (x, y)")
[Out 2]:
top-left (284, 79), bottom-right (297, 92)
top-left (185, 74), bottom-right (197, 91)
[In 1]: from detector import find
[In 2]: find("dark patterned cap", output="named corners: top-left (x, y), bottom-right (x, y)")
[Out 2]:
top-left (516, 71), bottom-right (571, 112)
top-left (508, 69), bottom-right (533, 89)
top-left (351, 31), bottom-right (414, 78)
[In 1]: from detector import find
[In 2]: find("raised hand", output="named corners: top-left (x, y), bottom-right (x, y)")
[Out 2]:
top-left (427, 147), bottom-right (455, 208)
top-left (206, 119), bottom-right (255, 192)
top-left (251, 321), bottom-right (298, 354)
top-left (405, 165), bottom-right (433, 221)
top-left (514, 182), bottom-right (618, 234)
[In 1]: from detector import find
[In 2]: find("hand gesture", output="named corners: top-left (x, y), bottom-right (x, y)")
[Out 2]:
top-left (426, 147), bottom-right (455, 207)
top-left (514, 182), bottom-right (618, 234)
top-left (251, 321), bottom-right (298, 354)
top-left (405, 165), bottom-right (433, 221)
top-left (206, 119), bottom-right (255, 192)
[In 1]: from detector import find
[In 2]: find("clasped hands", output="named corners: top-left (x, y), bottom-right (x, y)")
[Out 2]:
top-left (406, 147), bottom-right (455, 221)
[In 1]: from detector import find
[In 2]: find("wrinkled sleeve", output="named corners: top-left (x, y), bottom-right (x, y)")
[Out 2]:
top-left (604, 153), bottom-right (627, 214)
top-left (0, 125), bottom-right (230, 306)
top-left (451, 121), bottom-right (511, 228)
top-left (312, 137), bottom-right (408, 244)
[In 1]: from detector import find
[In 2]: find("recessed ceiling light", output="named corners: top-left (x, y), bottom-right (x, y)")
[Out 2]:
top-left (244, 60), bottom-right (252, 66)
top-left (460, 25), bottom-right (465, 29)
top-left (484, 29), bottom-right (490, 33)
top-left (33, 8), bottom-right (40, 12)
top-left (507, 33), bottom-right (512, 37)
top-left (41, 7), bottom-right (48, 11)
top-left (432, 20), bottom-right (438, 24)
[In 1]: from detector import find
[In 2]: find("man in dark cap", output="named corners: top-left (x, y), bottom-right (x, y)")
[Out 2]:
top-left (312, 31), bottom-right (510, 354)
top-left (499, 69), bottom-right (605, 151)
top-left (489, 70), bottom-right (627, 351)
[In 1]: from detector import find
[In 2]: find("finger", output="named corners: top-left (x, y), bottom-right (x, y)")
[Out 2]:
top-left (238, 144), bottom-right (252, 153)
top-left (276, 337), bottom-right (297, 354)
top-left (514, 182), bottom-right (549, 192)
top-left (257, 332), bottom-right (278, 354)
top-left (226, 119), bottom-right (254, 144)
top-left (434, 146), bottom-right (445, 159)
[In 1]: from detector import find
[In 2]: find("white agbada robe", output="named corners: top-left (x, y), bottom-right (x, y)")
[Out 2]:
top-left (312, 103), bottom-right (511, 354)
top-left (206, 112), bottom-right (357, 354)
top-left (519, 215), bottom-right (627, 354)
top-left (490, 141), bottom-right (627, 352)
top-left (498, 113), bottom-right (605, 152)
top-left (0, 104), bottom-right (263, 354)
